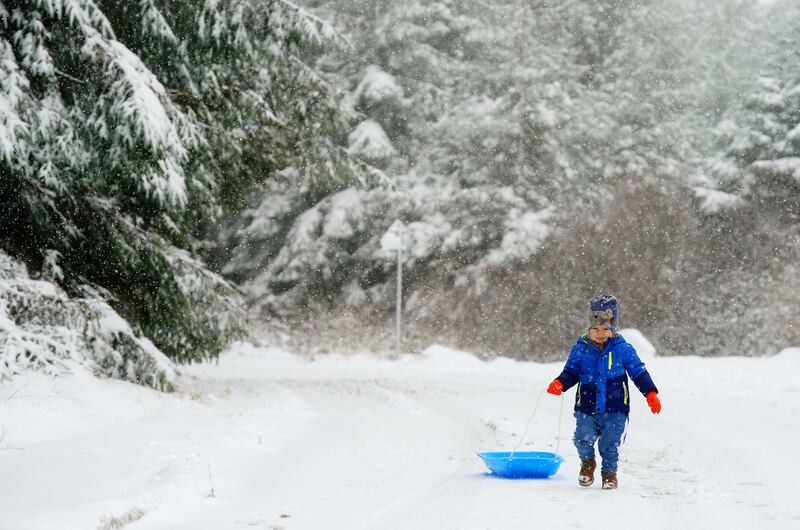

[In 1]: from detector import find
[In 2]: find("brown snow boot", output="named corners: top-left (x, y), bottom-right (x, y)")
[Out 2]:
top-left (601, 471), bottom-right (618, 490)
top-left (578, 458), bottom-right (596, 487)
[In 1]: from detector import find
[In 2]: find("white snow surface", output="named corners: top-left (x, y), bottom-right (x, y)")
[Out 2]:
top-left (1, 338), bottom-right (799, 530)
top-left (353, 65), bottom-right (404, 105)
top-left (692, 186), bottom-right (743, 214)
top-left (483, 208), bottom-right (551, 266)
top-left (348, 120), bottom-right (396, 161)
top-left (751, 157), bottom-right (800, 183)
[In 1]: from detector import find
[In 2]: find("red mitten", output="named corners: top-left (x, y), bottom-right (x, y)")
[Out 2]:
top-left (646, 391), bottom-right (661, 414)
top-left (547, 379), bottom-right (564, 396)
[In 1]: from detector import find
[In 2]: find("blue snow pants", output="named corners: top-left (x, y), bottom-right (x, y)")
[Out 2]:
top-left (573, 412), bottom-right (628, 472)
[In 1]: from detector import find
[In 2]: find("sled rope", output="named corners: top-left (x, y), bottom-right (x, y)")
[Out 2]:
top-left (509, 387), bottom-right (564, 459)
top-left (509, 388), bottom-right (545, 458)
top-left (555, 392), bottom-right (564, 455)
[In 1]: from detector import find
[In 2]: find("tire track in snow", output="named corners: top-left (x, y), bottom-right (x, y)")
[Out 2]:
top-left (212, 376), bottom-right (488, 530)
top-left (359, 380), bottom-right (502, 530)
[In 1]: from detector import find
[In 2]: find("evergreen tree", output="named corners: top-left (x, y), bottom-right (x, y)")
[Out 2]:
top-left (0, 250), bottom-right (175, 389)
top-left (707, 0), bottom-right (800, 223)
top-left (0, 0), bottom-right (354, 365)
top-left (226, 0), bottom-right (762, 316)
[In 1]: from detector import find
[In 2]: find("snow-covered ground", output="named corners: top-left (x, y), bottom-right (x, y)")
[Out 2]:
top-left (1, 331), bottom-right (799, 530)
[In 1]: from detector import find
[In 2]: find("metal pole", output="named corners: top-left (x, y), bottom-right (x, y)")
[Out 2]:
top-left (395, 230), bottom-right (403, 353)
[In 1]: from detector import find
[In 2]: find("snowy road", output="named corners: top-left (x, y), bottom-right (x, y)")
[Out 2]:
top-left (1, 335), bottom-right (799, 530)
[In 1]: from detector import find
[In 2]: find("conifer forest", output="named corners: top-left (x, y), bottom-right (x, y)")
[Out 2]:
top-left (2, 0), bottom-right (799, 387)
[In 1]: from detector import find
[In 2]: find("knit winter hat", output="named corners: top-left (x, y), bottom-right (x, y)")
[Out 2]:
top-left (588, 294), bottom-right (619, 332)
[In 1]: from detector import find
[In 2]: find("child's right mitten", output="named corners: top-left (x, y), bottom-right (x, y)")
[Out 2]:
top-left (547, 379), bottom-right (564, 396)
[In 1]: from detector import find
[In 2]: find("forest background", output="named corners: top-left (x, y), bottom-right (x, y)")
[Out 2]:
top-left (2, 0), bottom-right (798, 388)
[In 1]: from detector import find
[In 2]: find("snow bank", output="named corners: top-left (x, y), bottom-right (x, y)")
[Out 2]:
top-left (420, 344), bottom-right (485, 368)
top-left (620, 328), bottom-right (657, 359)
top-left (773, 346), bottom-right (800, 362)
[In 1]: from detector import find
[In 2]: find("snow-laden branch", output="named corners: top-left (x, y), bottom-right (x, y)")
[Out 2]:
top-left (0, 40), bottom-right (30, 165)
top-left (276, 0), bottom-right (352, 49)
top-left (83, 32), bottom-right (191, 207)
top-left (35, 0), bottom-right (115, 38)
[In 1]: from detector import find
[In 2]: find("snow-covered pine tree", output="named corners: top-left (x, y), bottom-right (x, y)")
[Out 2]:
top-left (708, 76), bottom-right (800, 233)
top-left (0, 250), bottom-right (175, 389)
top-left (706, 0), bottom-right (800, 224)
top-left (119, 0), bottom-right (361, 212)
top-left (227, 0), bottom-right (755, 318)
top-left (221, 0), bottom-right (562, 315)
top-left (0, 0), bottom-right (354, 367)
top-left (221, 0), bottom-right (796, 358)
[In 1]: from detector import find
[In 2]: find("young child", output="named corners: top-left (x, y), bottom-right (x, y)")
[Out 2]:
top-left (546, 294), bottom-right (661, 489)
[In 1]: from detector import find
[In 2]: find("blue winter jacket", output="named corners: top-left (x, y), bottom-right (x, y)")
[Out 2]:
top-left (556, 334), bottom-right (657, 415)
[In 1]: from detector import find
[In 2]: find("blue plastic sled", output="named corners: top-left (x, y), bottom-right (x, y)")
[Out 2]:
top-left (477, 451), bottom-right (565, 478)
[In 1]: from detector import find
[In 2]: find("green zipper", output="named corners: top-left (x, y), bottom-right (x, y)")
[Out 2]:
top-left (608, 350), bottom-right (613, 370)
top-left (623, 380), bottom-right (628, 405)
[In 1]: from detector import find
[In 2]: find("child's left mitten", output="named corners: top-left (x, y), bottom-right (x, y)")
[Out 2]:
top-left (646, 391), bottom-right (661, 414)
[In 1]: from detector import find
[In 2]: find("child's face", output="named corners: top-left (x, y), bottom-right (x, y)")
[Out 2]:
top-left (588, 325), bottom-right (613, 345)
